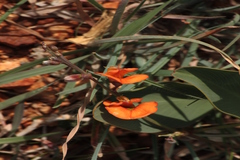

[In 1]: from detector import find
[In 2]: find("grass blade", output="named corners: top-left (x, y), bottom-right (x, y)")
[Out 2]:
top-left (0, 54), bottom-right (91, 86)
top-left (0, 0), bottom-right (28, 24)
top-left (98, 0), bottom-right (175, 50)
top-left (91, 125), bottom-right (110, 160)
top-left (0, 132), bottom-right (61, 144)
top-left (110, 0), bottom-right (129, 34)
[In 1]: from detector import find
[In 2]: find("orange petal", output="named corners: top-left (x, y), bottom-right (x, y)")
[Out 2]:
top-left (129, 98), bottom-right (143, 103)
top-left (105, 106), bottom-right (132, 120)
top-left (96, 72), bottom-right (122, 83)
top-left (117, 68), bottom-right (138, 77)
top-left (105, 102), bottom-right (158, 120)
top-left (120, 74), bottom-right (149, 84)
top-left (106, 67), bottom-right (138, 78)
top-left (130, 102), bottom-right (158, 119)
top-left (105, 67), bottom-right (120, 77)
top-left (103, 100), bottom-right (122, 106)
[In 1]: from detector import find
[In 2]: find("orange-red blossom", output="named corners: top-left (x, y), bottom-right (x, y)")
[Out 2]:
top-left (97, 67), bottom-right (148, 84)
top-left (103, 96), bottom-right (158, 120)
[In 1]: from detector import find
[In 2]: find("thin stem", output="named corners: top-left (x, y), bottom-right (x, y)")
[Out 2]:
top-left (42, 42), bottom-right (120, 97)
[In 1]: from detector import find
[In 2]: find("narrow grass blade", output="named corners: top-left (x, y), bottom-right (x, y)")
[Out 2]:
top-left (88, 0), bottom-right (105, 11)
top-left (0, 54), bottom-right (91, 86)
top-left (124, 0), bottom-right (146, 23)
top-left (110, 0), bottom-right (129, 34)
top-left (53, 82), bottom-right (76, 108)
top-left (0, 58), bottom-right (46, 78)
top-left (91, 125), bottom-right (110, 160)
top-left (98, 0), bottom-right (174, 50)
top-left (0, 81), bottom-right (55, 110)
top-left (57, 83), bottom-right (90, 95)
top-left (11, 102), bottom-right (25, 133)
top-left (181, 43), bottom-right (198, 67)
top-left (0, 0), bottom-right (28, 24)
top-left (107, 132), bottom-right (130, 160)
top-left (152, 134), bottom-right (159, 160)
top-left (91, 43), bottom-right (123, 101)
top-left (92, 35), bottom-right (240, 72)
top-left (0, 132), bottom-right (61, 144)
top-left (183, 141), bottom-right (200, 160)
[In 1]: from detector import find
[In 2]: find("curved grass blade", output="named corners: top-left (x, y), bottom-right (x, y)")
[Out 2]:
top-left (91, 35), bottom-right (240, 72)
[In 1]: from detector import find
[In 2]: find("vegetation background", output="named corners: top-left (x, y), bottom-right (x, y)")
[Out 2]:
top-left (1, 0), bottom-right (240, 160)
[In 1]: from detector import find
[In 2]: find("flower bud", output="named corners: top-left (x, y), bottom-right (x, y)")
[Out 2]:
top-left (64, 73), bottom-right (92, 82)
top-left (42, 60), bottom-right (61, 65)
top-left (50, 46), bottom-right (58, 51)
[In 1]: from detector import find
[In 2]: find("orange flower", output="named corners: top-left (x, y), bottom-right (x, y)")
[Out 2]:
top-left (97, 67), bottom-right (148, 84)
top-left (103, 96), bottom-right (158, 120)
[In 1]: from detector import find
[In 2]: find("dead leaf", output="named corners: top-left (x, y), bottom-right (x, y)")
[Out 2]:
top-left (0, 35), bottom-right (39, 47)
top-left (67, 10), bottom-right (115, 45)
top-left (99, 1), bottom-right (120, 9)
top-left (75, 0), bottom-right (95, 26)
top-left (0, 76), bottom-right (39, 89)
top-left (0, 58), bottom-right (29, 72)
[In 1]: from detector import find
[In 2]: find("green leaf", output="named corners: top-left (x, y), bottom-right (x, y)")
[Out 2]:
top-left (93, 82), bottom-right (213, 133)
top-left (172, 67), bottom-right (240, 118)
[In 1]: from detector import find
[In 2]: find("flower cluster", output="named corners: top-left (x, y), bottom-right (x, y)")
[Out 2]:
top-left (103, 96), bottom-right (158, 120)
top-left (97, 67), bottom-right (149, 84)
top-left (97, 67), bottom-right (158, 120)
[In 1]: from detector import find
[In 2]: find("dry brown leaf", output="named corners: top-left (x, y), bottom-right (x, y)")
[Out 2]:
top-left (164, 139), bottom-right (174, 160)
top-left (0, 76), bottom-right (41, 89)
top-left (100, 1), bottom-right (120, 9)
top-left (20, 4), bottom-right (67, 17)
top-left (0, 35), bottom-right (39, 47)
top-left (62, 82), bottom-right (96, 160)
top-left (0, 58), bottom-right (29, 72)
top-left (6, 19), bottom-right (45, 40)
top-left (67, 10), bottom-right (115, 45)
top-left (75, 0), bottom-right (94, 26)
